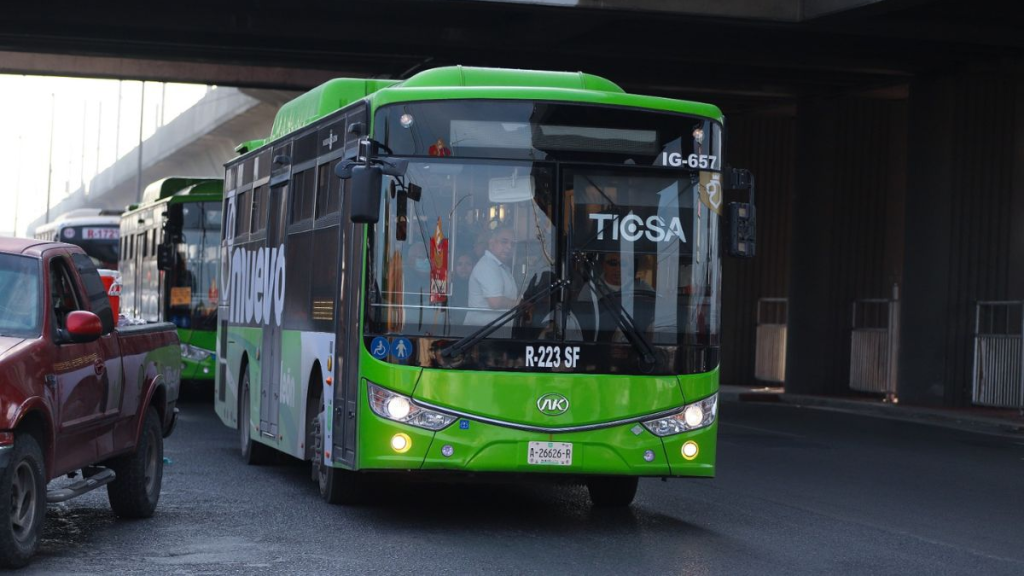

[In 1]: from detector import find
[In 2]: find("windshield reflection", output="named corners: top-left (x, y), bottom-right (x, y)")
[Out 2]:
top-left (367, 161), bottom-right (720, 351)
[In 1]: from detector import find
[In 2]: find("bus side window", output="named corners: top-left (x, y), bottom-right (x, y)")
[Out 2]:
top-left (235, 190), bottom-right (250, 238)
top-left (315, 163), bottom-right (330, 219)
top-left (251, 185), bottom-right (267, 233)
top-left (289, 170), bottom-right (315, 224)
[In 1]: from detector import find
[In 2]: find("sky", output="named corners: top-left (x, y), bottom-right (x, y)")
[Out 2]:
top-left (0, 75), bottom-right (210, 236)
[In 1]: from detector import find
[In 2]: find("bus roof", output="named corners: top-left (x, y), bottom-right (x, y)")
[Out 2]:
top-left (34, 214), bottom-right (121, 234)
top-left (140, 177), bottom-right (223, 206)
top-left (260, 66), bottom-right (724, 147)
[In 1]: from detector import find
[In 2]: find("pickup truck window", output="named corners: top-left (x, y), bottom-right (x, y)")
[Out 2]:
top-left (0, 254), bottom-right (42, 337)
top-left (71, 253), bottom-right (115, 333)
top-left (49, 258), bottom-right (84, 332)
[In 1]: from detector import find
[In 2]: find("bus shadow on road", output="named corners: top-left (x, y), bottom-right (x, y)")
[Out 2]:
top-left (267, 455), bottom-right (713, 537)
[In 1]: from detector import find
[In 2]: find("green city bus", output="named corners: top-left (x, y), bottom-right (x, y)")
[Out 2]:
top-left (215, 66), bottom-right (755, 506)
top-left (120, 177), bottom-right (223, 382)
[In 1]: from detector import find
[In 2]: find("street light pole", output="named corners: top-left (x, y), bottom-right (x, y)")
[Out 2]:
top-left (136, 81), bottom-right (146, 204)
top-left (45, 93), bottom-right (55, 224)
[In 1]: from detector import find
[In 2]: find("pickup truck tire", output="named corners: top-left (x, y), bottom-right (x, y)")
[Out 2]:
top-left (0, 434), bottom-right (46, 569)
top-left (240, 368), bottom-right (274, 465)
top-left (106, 407), bottom-right (163, 518)
top-left (586, 476), bottom-right (639, 508)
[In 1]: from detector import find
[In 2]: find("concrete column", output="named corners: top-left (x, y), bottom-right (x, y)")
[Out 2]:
top-left (897, 75), bottom-right (956, 406)
top-left (784, 98), bottom-right (838, 394)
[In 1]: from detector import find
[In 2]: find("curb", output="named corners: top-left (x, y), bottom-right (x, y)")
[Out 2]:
top-left (719, 386), bottom-right (1024, 439)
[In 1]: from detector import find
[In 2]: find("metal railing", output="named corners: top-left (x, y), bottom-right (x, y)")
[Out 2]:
top-left (972, 301), bottom-right (1024, 413)
top-left (755, 298), bottom-right (787, 383)
top-left (849, 285), bottom-right (900, 402)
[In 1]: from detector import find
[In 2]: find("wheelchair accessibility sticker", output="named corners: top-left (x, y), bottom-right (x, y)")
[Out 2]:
top-left (370, 337), bottom-right (389, 360)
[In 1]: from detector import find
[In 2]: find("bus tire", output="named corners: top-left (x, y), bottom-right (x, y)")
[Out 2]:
top-left (311, 406), bottom-right (363, 505)
top-left (586, 476), bottom-right (638, 508)
top-left (0, 433), bottom-right (46, 568)
top-left (107, 407), bottom-right (163, 518)
top-left (239, 367), bottom-right (274, 465)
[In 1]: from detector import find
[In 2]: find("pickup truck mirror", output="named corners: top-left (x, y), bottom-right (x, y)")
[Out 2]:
top-left (65, 310), bottom-right (103, 343)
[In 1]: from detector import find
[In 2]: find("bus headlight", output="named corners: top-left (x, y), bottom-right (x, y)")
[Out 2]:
top-left (180, 343), bottom-right (211, 362)
top-left (641, 393), bottom-right (718, 437)
top-left (367, 382), bottom-right (457, 431)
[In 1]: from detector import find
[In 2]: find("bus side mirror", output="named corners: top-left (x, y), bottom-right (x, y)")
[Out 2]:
top-left (345, 164), bottom-right (382, 224)
top-left (726, 202), bottom-right (756, 258)
top-left (157, 244), bottom-right (175, 271)
top-left (724, 167), bottom-right (755, 258)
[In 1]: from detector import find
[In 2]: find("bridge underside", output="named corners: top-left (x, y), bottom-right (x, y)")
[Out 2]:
top-left (2, 0), bottom-right (1019, 109)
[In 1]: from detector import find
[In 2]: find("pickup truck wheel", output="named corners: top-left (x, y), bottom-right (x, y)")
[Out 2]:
top-left (586, 476), bottom-right (639, 508)
top-left (0, 434), bottom-right (46, 568)
top-left (311, 407), bottom-right (363, 505)
top-left (239, 369), bottom-right (273, 465)
top-left (107, 407), bottom-right (163, 518)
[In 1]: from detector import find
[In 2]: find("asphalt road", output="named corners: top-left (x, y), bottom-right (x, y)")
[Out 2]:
top-left (22, 390), bottom-right (1024, 575)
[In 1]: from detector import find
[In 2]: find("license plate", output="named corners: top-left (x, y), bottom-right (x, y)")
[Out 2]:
top-left (527, 441), bottom-right (573, 466)
top-left (83, 227), bottom-right (119, 240)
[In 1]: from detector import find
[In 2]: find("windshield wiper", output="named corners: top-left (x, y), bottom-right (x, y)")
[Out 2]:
top-left (440, 280), bottom-right (566, 359)
top-left (574, 252), bottom-right (657, 369)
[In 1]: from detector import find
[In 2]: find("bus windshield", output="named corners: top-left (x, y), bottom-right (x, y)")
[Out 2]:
top-left (365, 161), bottom-right (720, 372)
top-left (168, 201), bottom-right (222, 331)
top-left (365, 100), bottom-right (723, 373)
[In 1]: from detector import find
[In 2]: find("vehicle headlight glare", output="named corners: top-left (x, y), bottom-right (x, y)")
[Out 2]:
top-left (641, 393), bottom-right (718, 437)
top-left (387, 396), bottom-right (411, 420)
top-left (684, 405), bottom-right (704, 427)
top-left (367, 382), bottom-right (456, 431)
top-left (391, 433), bottom-right (411, 453)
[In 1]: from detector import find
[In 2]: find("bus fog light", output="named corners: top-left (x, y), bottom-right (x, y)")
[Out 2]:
top-left (441, 445), bottom-right (454, 458)
top-left (641, 393), bottom-right (718, 437)
top-left (681, 441), bottom-right (699, 460)
top-left (387, 396), bottom-right (411, 420)
top-left (391, 433), bottom-right (411, 453)
top-left (643, 450), bottom-right (655, 462)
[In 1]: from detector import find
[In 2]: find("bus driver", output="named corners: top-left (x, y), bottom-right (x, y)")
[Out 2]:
top-left (463, 226), bottom-right (519, 327)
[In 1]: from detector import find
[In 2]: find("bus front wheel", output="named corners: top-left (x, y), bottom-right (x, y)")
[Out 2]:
top-left (586, 476), bottom-right (639, 508)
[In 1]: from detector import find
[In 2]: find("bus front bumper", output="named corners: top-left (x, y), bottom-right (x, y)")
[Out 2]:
top-left (180, 350), bottom-right (216, 381)
top-left (353, 413), bottom-right (717, 478)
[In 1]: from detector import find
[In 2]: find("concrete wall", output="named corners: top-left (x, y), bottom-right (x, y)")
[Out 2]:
top-left (900, 66), bottom-right (1024, 407)
top-left (786, 94), bottom-right (907, 396)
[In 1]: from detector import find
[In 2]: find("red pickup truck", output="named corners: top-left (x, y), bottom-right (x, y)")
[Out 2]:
top-left (0, 238), bottom-right (181, 568)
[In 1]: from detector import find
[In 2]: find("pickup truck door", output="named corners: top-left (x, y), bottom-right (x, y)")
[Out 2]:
top-left (48, 255), bottom-right (121, 438)
top-left (70, 253), bottom-right (124, 418)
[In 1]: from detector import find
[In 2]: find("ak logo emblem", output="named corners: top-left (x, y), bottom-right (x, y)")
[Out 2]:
top-left (536, 393), bottom-right (569, 416)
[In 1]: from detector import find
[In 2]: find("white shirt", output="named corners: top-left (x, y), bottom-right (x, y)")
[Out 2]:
top-left (464, 250), bottom-right (518, 327)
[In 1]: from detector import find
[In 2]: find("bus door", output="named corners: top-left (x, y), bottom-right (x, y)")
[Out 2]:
top-left (260, 183), bottom-right (288, 437)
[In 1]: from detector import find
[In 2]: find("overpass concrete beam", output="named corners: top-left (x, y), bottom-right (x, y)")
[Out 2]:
top-left (0, 50), bottom-right (352, 90)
